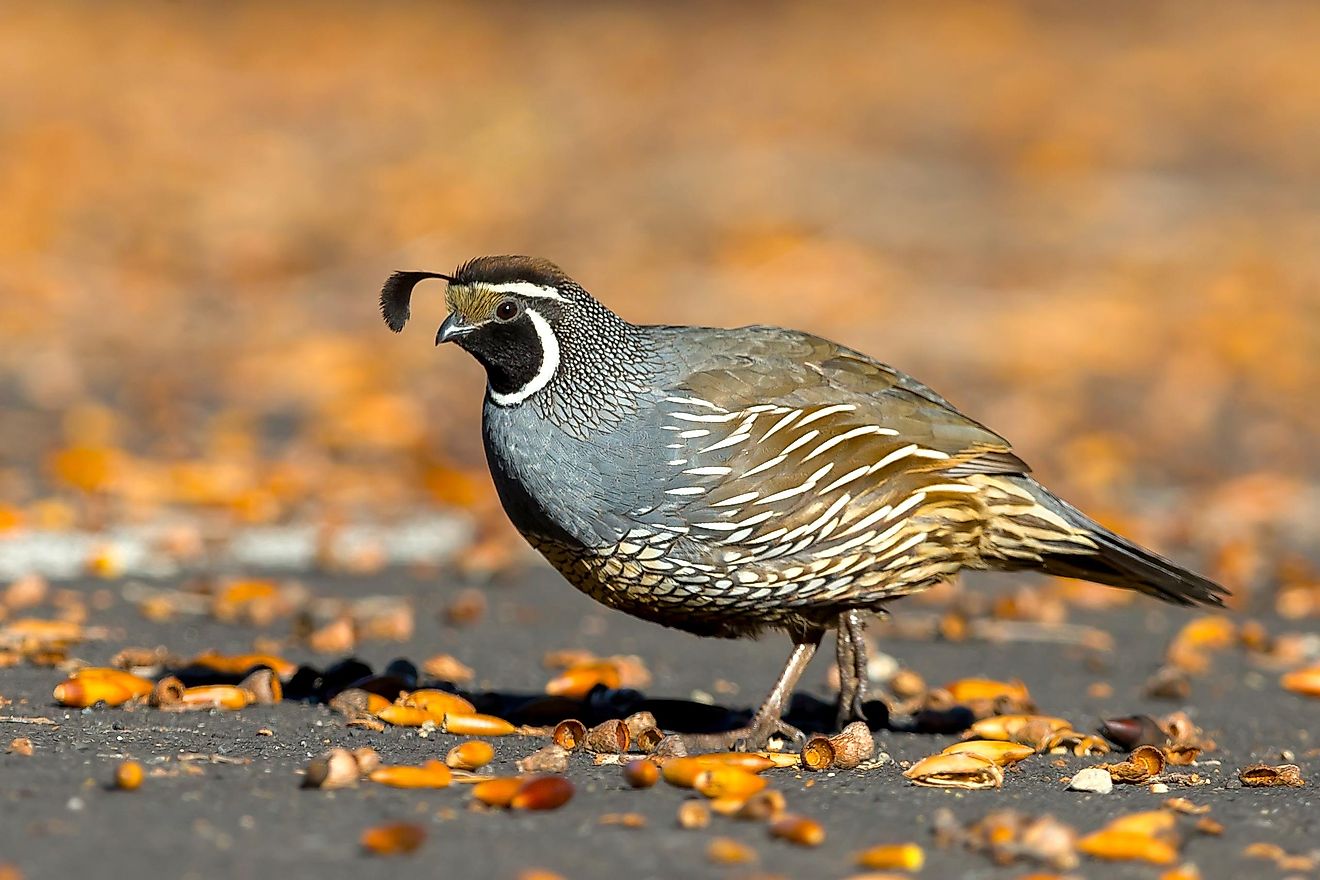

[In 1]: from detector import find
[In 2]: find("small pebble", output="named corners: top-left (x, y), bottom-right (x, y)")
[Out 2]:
top-left (1068, 767), bottom-right (1114, 794)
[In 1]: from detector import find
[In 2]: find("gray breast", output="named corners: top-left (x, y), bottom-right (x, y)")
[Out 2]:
top-left (482, 389), bottom-right (674, 550)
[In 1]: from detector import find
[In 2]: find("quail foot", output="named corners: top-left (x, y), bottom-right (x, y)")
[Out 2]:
top-left (381, 256), bottom-right (1227, 751)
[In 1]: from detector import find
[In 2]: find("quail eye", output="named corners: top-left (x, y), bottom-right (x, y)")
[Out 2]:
top-left (495, 299), bottom-right (520, 322)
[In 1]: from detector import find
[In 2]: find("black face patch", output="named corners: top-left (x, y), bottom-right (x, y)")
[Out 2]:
top-left (455, 314), bottom-right (545, 396)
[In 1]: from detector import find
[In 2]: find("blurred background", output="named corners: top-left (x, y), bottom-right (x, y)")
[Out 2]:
top-left (0, 2), bottom-right (1317, 603)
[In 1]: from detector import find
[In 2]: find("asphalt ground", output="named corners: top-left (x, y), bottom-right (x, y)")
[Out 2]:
top-left (0, 563), bottom-right (1316, 880)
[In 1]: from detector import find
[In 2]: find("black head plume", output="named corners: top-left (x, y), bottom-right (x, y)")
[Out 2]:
top-left (380, 271), bottom-right (454, 332)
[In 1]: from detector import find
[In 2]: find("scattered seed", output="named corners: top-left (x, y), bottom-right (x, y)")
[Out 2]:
top-left (360, 822), bottom-right (426, 856)
top-left (442, 713), bottom-right (516, 736)
top-left (472, 776), bottom-right (523, 808)
top-left (421, 653), bottom-right (474, 683)
top-left (622, 759), bottom-right (660, 789)
top-left (302, 748), bottom-right (361, 790)
top-left (1238, 763), bottom-right (1304, 787)
top-left (855, 843), bottom-right (925, 871)
top-left (707, 837), bottom-right (758, 865)
top-left (903, 753), bottom-right (1003, 789)
top-left (694, 766), bottom-right (766, 801)
top-left (113, 760), bottom-right (144, 791)
top-left (733, 790), bottom-right (787, 822)
top-left (7, 738), bottom-right (33, 757)
top-left (510, 775), bottom-right (574, 810)
top-left (544, 660), bottom-right (621, 699)
top-left (598, 812), bottom-right (647, 829)
top-left (517, 744), bottom-right (570, 774)
top-left (942, 739), bottom-right (1034, 766)
top-left (369, 760), bottom-right (453, 789)
top-left (677, 799), bottom-right (710, 829)
top-left (1077, 830), bottom-right (1178, 865)
top-left (769, 814), bottom-right (825, 847)
top-left (1280, 666), bottom-right (1320, 697)
top-left (401, 689), bottom-right (476, 717)
top-left (447, 740), bottom-right (495, 771)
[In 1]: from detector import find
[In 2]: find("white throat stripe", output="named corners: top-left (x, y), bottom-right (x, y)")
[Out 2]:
top-left (483, 281), bottom-right (566, 302)
top-left (488, 308), bottom-right (560, 407)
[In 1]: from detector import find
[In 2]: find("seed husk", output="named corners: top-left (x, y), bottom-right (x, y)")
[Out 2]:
top-left (622, 759), bottom-right (660, 789)
top-left (473, 776), bottom-right (523, 807)
top-left (733, 789), bottom-right (787, 821)
top-left (1107, 810), bottom-right (1176, 837)
top-left (1280, 666), bottom-right (1320, 697)
top-left (238, 668), bottom-right (282, 704)
top-left (552, 719), bottom-right (587, 750)
top-left (582, 719), bottom-right (630, 754)
top-left (447, 740), bottom-right (495, 771)
top-left (945, 678), bottom-right (1030, 705)
top-left (676, 799), bottom-right (711, 829)
top-left (190, 651), bottom-right (297, 679)
top-left (707, 837), bottom-right (758, 865)
top-left (369, 760), bottom-right (453, 789)
top-left (149, 675), bottom-right (186, 707)
top-left (113, 760), bottom-right (144, 791)
top-left (622, 711), bottom-right (659, 740)
top-left (1238, 762), bottom-right (1304, 787)
top-left (941, 740), bottom-right (1034, 766)
top-left (360, 822), bottom-right (426, 856)
top-left (443, 713), bottom-right (517, 736)
top-left (328, 688), bottom-right (390, 718)
top-left (517, 744), bottom-right (570, 773)
top-left (352, 747), bottom-right (381, 775)
top-left (903, 753), bottom-right (1003, 789)
top-left (967, 714), bottom-right (1070, 745)
top-left (632, 726), bottom-right (665, 753)
top-left (801, 735), bottom-right (835, 771)
top-left (1163, 797), bottom-right (1210, 815)
top-left (1077, 830), bottom-right (1178, 865)
top-left (510, 775), bottom-right (575, 810)
top-left (598, 812), bottom-right (647, 829)
top-left (769, 814), bottom-right (825, 847)
top-left (544, 660), bottom-right (621, 699)
top-left (829, 722), bottom-right (875, 769)
top-left (178, 685), bottom-right (251, 710)
top-left (53, 677), bottom-right (136, 708)
top-left (694, 766), bottom-right (766, 801)
top-left (1104, 745), bottom-right (1166, 783)
top-left (855, 843), bottom-right (925, 871)
top-left (69, 667), bottom-right (154, 698)
top-left (401, 689), bottom-right (476, 717)
top-left (302, 748), bottom-right (361, 789)
top-left (375, 704), bottom-right (439, 727)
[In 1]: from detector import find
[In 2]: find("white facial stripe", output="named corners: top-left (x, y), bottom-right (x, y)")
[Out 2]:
top-left (482, 281), bottom-right (566, 302)
top-left (487, 308), bottom-right (559, 407)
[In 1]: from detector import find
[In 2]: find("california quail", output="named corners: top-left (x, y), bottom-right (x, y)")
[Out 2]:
top-left (381, 255), bottom-right (1227, 748)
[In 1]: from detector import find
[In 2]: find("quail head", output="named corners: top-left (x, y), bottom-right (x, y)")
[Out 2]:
top-left (381, 255), bottom-right (1227, 750)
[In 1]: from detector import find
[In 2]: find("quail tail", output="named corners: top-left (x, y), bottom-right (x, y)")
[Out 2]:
top-left (988, 477), bottom-right (1228, 608)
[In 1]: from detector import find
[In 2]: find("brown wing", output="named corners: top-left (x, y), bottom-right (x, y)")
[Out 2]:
top-left (645, 328), bottom-right (1028, 604)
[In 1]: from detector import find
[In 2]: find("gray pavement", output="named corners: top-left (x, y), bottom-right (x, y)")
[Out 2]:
top-left (0, 565), bottom-right (1316, 880)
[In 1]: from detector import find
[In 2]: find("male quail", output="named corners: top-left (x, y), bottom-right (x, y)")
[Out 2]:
top-left (381, 255), bottom-right (1227, 749)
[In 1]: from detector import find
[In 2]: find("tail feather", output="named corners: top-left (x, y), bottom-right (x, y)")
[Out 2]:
top-left (989, 477), bottom-right (1228, 608)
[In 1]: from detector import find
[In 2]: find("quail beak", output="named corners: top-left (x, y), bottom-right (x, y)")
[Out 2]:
top-left (436, 312), bottom-right (473, 345)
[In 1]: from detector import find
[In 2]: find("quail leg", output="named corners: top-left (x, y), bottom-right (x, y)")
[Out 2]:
top-left (666, 634), bottom-right (821, 753)
top-left (835, 610), bottom-right (870, 729)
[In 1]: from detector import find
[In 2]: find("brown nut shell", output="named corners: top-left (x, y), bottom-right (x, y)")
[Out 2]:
top-left (582, 719), bottom-right (630, 754)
